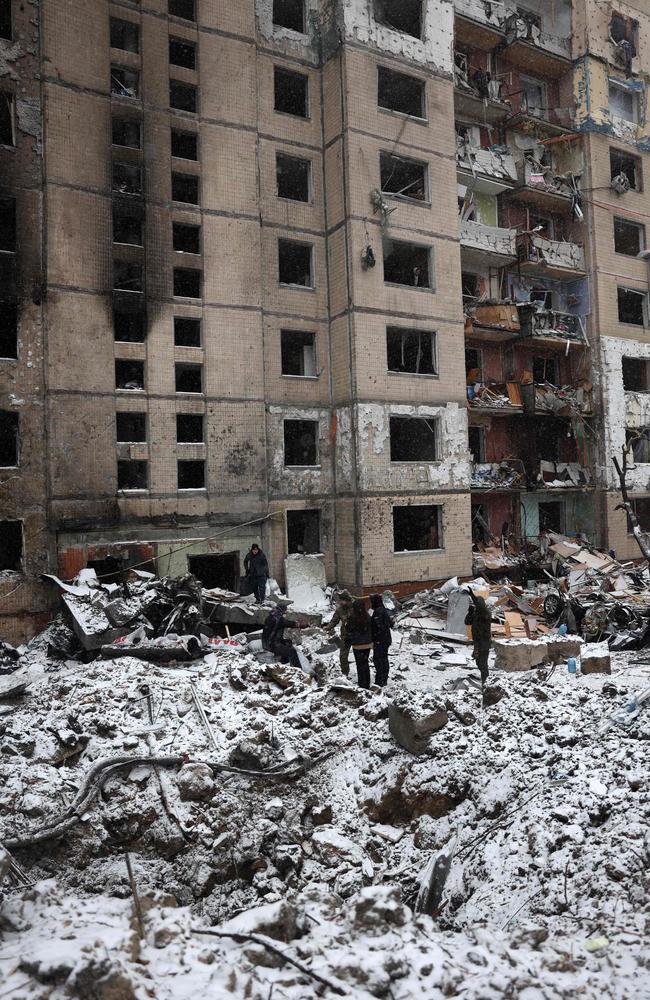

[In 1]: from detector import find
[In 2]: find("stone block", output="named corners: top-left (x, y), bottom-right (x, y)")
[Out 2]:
top-left (493, 638), bottom-right (548, 671)
top-left (546, 635), bottom-right (584, 663)
top-left (580, 645), bottom-right (611, 675)
top-left (388, 699), bottom-right (448, 754)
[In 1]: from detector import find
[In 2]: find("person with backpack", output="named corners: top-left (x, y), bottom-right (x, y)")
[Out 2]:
top-left (346, 599), bottom-right (373, 689)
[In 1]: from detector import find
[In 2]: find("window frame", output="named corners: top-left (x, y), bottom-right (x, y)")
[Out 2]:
top-left (386, 326), bottom-right (438, 378)
top-left (608, 78), bottom-right (639, 124)
top-left (273, 66), bottom-right (310, 120)
top-left (613, 215), bottom-right (645, 257)
top-left (618, 285), bottom-right (647, 327)
top-left (278, 238), bottom-right (315, 289)
top-left (377, 65), bottom-right (427, 121)
top-left (283, 418), bottom-right (320, 468)
top-left (610, 147), bottom-right (642, 192)
top-left (389, 415), bottom-right (440, 464)
top-left (392, 503), bottom-right (444, 554)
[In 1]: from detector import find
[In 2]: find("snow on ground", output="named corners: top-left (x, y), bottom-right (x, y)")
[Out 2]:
top-left (1, 619), bottom-right (649, 999)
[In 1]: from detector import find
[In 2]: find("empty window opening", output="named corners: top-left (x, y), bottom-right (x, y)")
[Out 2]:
top-left (86, 556), bottom-right (127, 584)
top-left (0, 1), bottom-right (11, 40)
top-left (174, 316), bottom-right (201, 346)
top-left (0, 303), bottom-right (17, 358)
top-left (0, 520), bottom-right (22, 571)
top-left (177, 413), bottom-right (203, 442)
top-left (113, 206), bottom-right (143, 246)
top-left (378, 66), bottom-right (425, 118)
top-left (169, 37), bottom-right (196, 69)
top-left (0, 92), bottom-right (15, 146)
top-left (118, 460), bottom-right (148, 490)
top-left (530, 285), bottom-right (555, 309)
top-left (278, 239), bottom-right (313, 287)
top-left (0, 197), bottom-right (16, 252)
top-left (533, 356), bottom-right (559, 385)
top-left (614, 216), bottom-right (644, 256)
top-left (521, 76), bottom-right (546, 117)
top-left (112, 161), bottom-right (142, 195)
top-left (174, 267), bottom-right (202, 298)
top-left (609, 80), bottom-right (638, 123)
top-left (276, 153), bottom-right (311, 202)
top-left (393, 504), bottom-right (442, 552)
top-left (390, 416), bottom-right (438, 462)
top-left (169, 0), bottom-right (195, 21)
top-left (173, 222), bottom-right (200, 254)
top-left (626, 428), bottom-right (650, 463)
top-left (630, 498), bottom-right (650, 532)
top-left (472, 502), bottom-right (489, 544)
top-left (116, 412), bottom-right (146, 442)
top-left (170, 80), bottom-right (197, 113)
top-left (274, 67), bottom-right (308, 118)
top-left (172, 172), bottom-right (199, 204)
top-left (287, 509), bottom-right (321, 554)
top-left (281, 330), bottom-right (316, 376)
top-left (273, 0), bottom-right (305, 32)
top-left (462, 272), bottom-right (479, 301)
top-left (611, 148), bottom-right (640, 191)
top-left (538, 500), bottom-right (563, 534)
top-left (0, 410), bottom-right (18, 466)
top-left (188, 552), bottom-right (240, 591)
top-left (111, 66), bottom-right (139, 99)
top-left (112, 117), bottom-right (141, 148)
top-left (178, 459), bottom-right (205, 489)
top-left (622, 356), bottom-right (650, 392)
top-left (387, 327), bottom-right (436, 375)
top-left (175, 363), bottom-right (203, 393)
top-left (171, 129), bottom-right (198, 160)
top-left (116, 359), bottom-right (145, 390)
top-left (380, 151), bottom-right (427, 202)
top-left (114, 308), bottom-right (145, 343)
top-left (618, 286), bottom-right (646, 325)
top-left (465, 347), bottom-right (482, 380)
top-left (468, 426), bottom-right (484, 464)
top-left (110, 18), bottom-right (140, 53)
top-left (284, 419), bottom-right (318, 466)
top-left (535, 417), bottom-right (563, 463)
top-left (376, 0), bottom-right (422, 39)
top-left (114, 261), bottom-right (143, 293)
top-left (383, 238), bottom-right (431, 288)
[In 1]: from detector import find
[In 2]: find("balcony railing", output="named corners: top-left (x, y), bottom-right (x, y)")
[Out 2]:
top-left (532, 382), bottom-right (593, 415)
top-left (460, 219), bottom-right (517, 259)
top-left (456, 144), bottom-right (518, 190)
top-left (534, 461), bottom-right (591, 489)
top-left (517, 233), bottom-right (585, 276)
top-left (503, 11), bottom-right (571, 61)
top-left (454, 0), bottom-right (503, 30)
top-left (518, 307), bottom-right (587, 345)
top-left (468, 381), bottom-right (523, 411)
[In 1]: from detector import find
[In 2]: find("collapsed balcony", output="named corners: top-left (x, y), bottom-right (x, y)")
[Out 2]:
top-left (467, 381), bottom-right (523, 413)
top-left (460, 220), bottom-right (517, 261)
top-left (456, 141), bottom-right (517, 195)
top-left (528, 380), bottom-right (593, 417)
top-left (516, 232), bottom-right (586, 280)
top-left (500, 4), bottom-right (572, 76)
top-left (511, 158), bottom-right (582, 215)
top-left (464, 302), bottom-right (520, 342)
top-left (518, 305), bottom-right (587, 347)
top-left (534, 461), bottom-right (591, 489)
top-left (471, 460), bottom-right (526, 491)
top-left (453, 51), bottom-right (511, 124)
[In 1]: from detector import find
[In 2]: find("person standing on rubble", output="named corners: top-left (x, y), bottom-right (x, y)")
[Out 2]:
top-left (244, 543), bottom-right (269, 603)
top-left (347, 599), bottom-right (373, 689)
top-left (262, 606), bottom-right (305, 671)
top-left (467, 589), bottom-right (491, 691)
top-left (370, 593), bottom-right (393, 687)
top-left (327, 589), bottom-right (354, 676)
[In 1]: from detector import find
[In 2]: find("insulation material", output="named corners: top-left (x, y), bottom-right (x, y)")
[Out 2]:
top-left (284, 553), bottom-right (328, 610)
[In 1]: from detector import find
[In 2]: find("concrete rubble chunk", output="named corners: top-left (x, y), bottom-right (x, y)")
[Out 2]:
top-left (494, 638), bottom-right (549, 671)
top-left (220, 899), bottom-right (298, 943)
top-left (581, 644), bottom-right (612, 675)
top-left (176, 763), bottom-right (215, 802)
top-left (388, 692), bottom-right (449, 754)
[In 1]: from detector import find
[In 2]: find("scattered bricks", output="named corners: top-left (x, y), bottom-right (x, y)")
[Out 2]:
top-left (493, 638), bottom-right (549, 672)
top-left (546, 636), bottom-right (584, 664)
top-left (388, 694), bottom-right (448, 754)
top-left (580, 644), bottom-right (611, 675)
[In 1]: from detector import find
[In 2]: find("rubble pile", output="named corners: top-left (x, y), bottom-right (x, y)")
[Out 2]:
top-left (1, 572), bottom-right (649, 998)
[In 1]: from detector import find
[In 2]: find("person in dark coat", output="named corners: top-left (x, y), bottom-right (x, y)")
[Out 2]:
top-left (468, 589), bottom-right (491, 690)
top-left (346, 599), bottom-right (373, 689)
top-left (327, 589), bottom-right (354, 675)
top-left (262, 607), bottom-right (303, 670)
top-left (370, 593), bottom-right (393, 687)
top-left (244, 544), bottom-right (269, 603)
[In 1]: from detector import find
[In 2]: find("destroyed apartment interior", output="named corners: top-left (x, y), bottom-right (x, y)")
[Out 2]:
top-left (1, 0), bottom-right (650, 997)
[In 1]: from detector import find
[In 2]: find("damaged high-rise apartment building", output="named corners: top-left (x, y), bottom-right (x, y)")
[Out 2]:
top-left (1, 0), bottom-right (650, 639)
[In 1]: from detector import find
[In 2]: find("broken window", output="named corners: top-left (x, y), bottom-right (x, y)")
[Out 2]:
top-left (174, 316), bottom-right (201, 346)
top-left (521, 76), bottom-right (546, 117)
top-left (178, 460), bottom-right (205, 489)
top-left (118, 460), bottom-right (148, 490)
top-left (112, 161), bottom-right (142, 195)
top-left (622, 356), bottom-right (650, 392)
top-left (530, 285), bottom-right (555, 309)
top-left (387, 327), bottom-right (437, 375)
top-left (113, 205), bottom-right (143, 246)
top-left (631, 498), bottom-right (650, 531)
top-left (112, 117), bottom-right (141, 148)
top-left (188, 552), bottom-right (240, 590)
top-left (378, 66), bottom-right (425, 118)
top-left (383, 238), bottom-right (431, 288)
top-left (465, 347), bottom-right (482, 380)
top-left (170, 80), bottom-right (197, 113)
top-left (0, 303), bottom-right (17, 358)
top-left (610, 148), bottom-right (641, 190)
top-left (177, 413), bottom-right (204, 442)
top-left (533, 356), bottom-right (558, 385)
top-left (0, 410), bottom-right (18, 466)
top-left (173, 222), bottom-right (200, 254)
top-left (115, 360), bottom-right (145, 390)
top-left (113, 261), bottom-right (143, 293)
top-left (380, 151), bottom-right (427, 202)
top-left (273, 0), bottom-right (305, 32)
top-left (393, 504), bottom-right (442, 552)
top-left (614, 216), bottom-right (644, 256)
top-left (0, 197), bottom-right (15, 253)
top-left (116, 412), bottom-right (146, 442)
top-left (171, 172), bottom-right (199, 204)
top-left (110, 18), bottom-right (140, 53)
top-left (287, 509), bottom-right (321, 554)
top-left (0, 520), bottom-right (22, 571)
top-left (468, 426), bottom-right (484, 464)
top-left (281, 330), bottom-right (316, 376)
top-left (0, 92), bottom-right (15, 146)
top-left (626, 428), bottom-right (650, 463)
top-left (535, 417), bottom-right (562, 462)
top-left (278, 239), bottom-right (313, 287)
top-left (175, 362), bottom-right (203, 393)
top-left (169, 37), bottom-right (196, 69)
top-left (111, 66), bottom-right (140, 99)
top-left (618, 286), bottom-right (646, 326)
top-left (274, 67), bottom-right (308, 118)
top-left (0, 1), bottom-right (11, 40)
top-left (276, 153), bottom-right (311, 202)
top-left (472, 503), bottom-right (489, 544)
top-left (390, 416), bottom-right (438, 462)
top-left (538, 501), bottom-right (563, 534)
top-left (169, 0), bottom-right (195, 20)
top-left (284, 419), bottom-right (318, 466)
top-left (171, 129), bottom-right (198, 160)
top-left (462, 272), bottom-right (479, 301)
top-left (375, 0), bottom-right (422, 39)
top-left (114, 307), bottom-right (145, 343)
top-left (609, 80), bottom-right (638, 122)
top-left (173, 267), bottom-right (202, 298)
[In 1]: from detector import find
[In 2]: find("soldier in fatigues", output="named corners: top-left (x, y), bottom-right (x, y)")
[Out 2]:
top-left (467, 589), bottom-right (492, 691)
